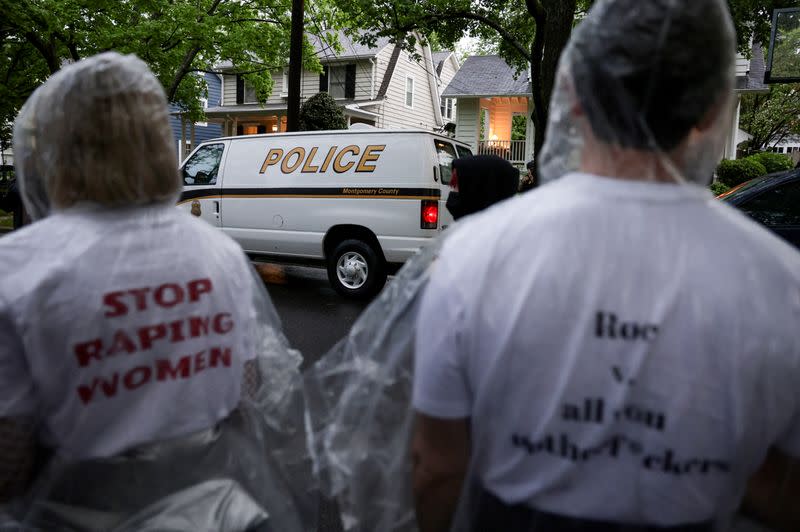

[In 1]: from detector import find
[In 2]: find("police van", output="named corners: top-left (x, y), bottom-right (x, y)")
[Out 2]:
top-left (178, 129), bottom-right (472, 298)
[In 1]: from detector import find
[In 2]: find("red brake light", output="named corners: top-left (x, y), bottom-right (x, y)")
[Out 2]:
top-left (421, 200), bottom-right (438, 229)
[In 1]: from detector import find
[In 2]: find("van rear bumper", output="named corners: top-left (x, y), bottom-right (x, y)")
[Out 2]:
top-left (378, 235), bottom-right (438, 263)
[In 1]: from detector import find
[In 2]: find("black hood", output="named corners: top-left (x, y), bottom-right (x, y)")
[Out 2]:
top-left (446, 155), bottom-right (520, 220)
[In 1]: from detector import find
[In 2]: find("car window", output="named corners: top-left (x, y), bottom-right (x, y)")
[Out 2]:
top-left (434, 140), bottom-right (457, 186)
top-left (740, 179), bottom-right (800, 226)
top-left (182, 143), bottom-right (225, 186)
top-left (456, 145), bottom-right (473, 159)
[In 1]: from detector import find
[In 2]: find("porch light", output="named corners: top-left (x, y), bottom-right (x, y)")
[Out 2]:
top-left (272, 124), bottom-right (278, 132)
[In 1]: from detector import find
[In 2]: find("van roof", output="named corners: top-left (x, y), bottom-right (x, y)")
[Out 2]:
top-left (205, 129), bottom-right (472, 147)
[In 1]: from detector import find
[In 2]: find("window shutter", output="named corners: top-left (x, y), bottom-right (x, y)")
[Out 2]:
top-left (236, 75), bottom-right (244, 104)
top-left (345, 64), bottom-right (356, 99)
top-left (319, 66), bottom-right (329, 92)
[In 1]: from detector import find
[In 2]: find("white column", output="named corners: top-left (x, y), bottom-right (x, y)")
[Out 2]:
top-left (525, 97), bottom-right (536, 163)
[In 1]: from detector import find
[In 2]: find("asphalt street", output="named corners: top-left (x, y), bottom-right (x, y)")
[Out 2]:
top-left (257, 262), bottom-right (371, 368)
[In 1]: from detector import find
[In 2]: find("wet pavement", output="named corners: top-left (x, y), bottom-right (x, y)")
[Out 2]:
top-left (257, 262), bottom-right (371, 369)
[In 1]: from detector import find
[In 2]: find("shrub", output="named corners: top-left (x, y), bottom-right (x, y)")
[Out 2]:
top-left (298, 92), bottom-right (347, 131)
top-left (709, 181), bottom-right (731, 196)
top-left (747, 152), bottom-right (794, 174)
top-left (716, 158), bottom-right (767, 187)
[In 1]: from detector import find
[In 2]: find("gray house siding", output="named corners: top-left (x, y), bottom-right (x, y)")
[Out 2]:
top-left (378, 43), bottom-right (441, 130)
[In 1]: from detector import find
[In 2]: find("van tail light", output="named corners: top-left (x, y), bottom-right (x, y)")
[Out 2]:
top-left (421, 200), bottom-right (439, 229)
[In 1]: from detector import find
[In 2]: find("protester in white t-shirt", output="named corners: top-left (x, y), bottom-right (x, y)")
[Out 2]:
top-left (0, 53), bottom-right (262, 503)
top-left (412, 1), bottom-right (800, 531)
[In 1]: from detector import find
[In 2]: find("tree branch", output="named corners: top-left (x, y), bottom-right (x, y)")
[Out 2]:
top-left (230, 18), bottom-right (283, 25)
top-left (445, 11), bottom-right (532, 63)
top-left (24, 31), bottom-right (59, 74)
top-left (167, 0), bottom-right (224, 101)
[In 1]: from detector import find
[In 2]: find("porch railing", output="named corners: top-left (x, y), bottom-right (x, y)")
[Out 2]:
top-left (477, 140), bottom-right (527, 164)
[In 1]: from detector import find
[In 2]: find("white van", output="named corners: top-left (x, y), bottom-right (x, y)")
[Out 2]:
top-left (178, 129), bottom-right (473, 298)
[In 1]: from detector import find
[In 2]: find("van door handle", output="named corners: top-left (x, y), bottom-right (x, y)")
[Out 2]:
top-left (213, 200), bottom-right (220, 216)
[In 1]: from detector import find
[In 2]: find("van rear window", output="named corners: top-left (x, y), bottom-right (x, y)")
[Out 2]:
top-left (434, 140), bottom-right (457, 186)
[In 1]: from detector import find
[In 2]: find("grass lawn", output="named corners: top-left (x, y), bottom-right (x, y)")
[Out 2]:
top-left (0, 209), bottom-right (11, 228)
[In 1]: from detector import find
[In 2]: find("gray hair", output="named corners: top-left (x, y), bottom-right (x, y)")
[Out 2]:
top-left (13, 52), bottom-right (180, 219)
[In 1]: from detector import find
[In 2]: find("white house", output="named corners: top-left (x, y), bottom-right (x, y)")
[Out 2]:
top-left (442, 55), bottom-right (534, 166)
top-left (203, 31), bottom-right (454, 135)
top-left (447, 43), bottom-right (770, 167)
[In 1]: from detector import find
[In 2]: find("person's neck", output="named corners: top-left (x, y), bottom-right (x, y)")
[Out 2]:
top-left (580, 145), bottom-right (681, 184)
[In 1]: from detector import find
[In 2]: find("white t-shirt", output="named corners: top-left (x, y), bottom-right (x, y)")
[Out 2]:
top-left (413, 173), bottom-right (800, 526)
top-left (0, 204), bottom-right (258, 459)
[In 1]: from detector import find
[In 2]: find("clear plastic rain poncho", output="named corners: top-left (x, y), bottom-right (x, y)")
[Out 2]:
top-left (305, 1), bottom-right (800, 531)
top-left (0, 53), bottom-right (315, 532)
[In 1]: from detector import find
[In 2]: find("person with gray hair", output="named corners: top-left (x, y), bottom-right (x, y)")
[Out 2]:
top-left (0, 52), bottom-right (311, 531)
top-left (410, 1), bottom-right (800, 531)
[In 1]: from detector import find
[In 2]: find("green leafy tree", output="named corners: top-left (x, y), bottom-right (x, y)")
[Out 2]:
top-left (511, 114), bottom-right (527, 141)
top-left (298, 92), bottom-right (347, 131)
top-left (330, 0), bottom-right (780, 169)
top-left (0, 0), bottom-right (330, 146)
top-left (739, 83), bottom-right (800, 153)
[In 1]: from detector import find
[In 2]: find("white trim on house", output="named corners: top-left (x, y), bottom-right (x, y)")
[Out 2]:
top-left (422, 44), bottom-right (443, 127)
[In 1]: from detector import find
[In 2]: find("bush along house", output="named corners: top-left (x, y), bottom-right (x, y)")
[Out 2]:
top-left (200, 31), bottom-right (457, 136)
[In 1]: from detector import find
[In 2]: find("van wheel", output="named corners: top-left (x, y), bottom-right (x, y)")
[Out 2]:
top-left (327, 239), bottom-right (387, 299)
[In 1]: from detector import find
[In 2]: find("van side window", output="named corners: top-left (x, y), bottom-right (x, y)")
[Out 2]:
top-left (456, 145), bottom-right (473, 159)
top-left (182, 143), bottom-right (225, 186)
top-left (434, 140), bottom-right (457, 186)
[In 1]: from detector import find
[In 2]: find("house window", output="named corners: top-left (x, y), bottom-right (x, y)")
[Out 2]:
top-left (405, 76), bottom-right (414, 108)
top-left (329, 65), bottom-right (347, 99)
top-left (243, 82), bottom-right (258, 103)
top-left (441, 98), bottom-right (455, 120)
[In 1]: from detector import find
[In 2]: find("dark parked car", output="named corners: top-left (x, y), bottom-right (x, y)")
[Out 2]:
top-left (718, 169), bottom-right (800, 249)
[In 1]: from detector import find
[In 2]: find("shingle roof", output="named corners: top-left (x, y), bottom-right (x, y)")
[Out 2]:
top-left (736, 41), bottom-right (768, 92)
top-left (432, 51), bottom-right (453, 76)
top-left (442, 55), bottom-right (530, 97)
top-left (309, 31), bottom-right (392, 61)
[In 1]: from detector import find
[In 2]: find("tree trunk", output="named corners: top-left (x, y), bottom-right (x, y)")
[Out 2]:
top-left (526, 0), bottom-right (576, 173)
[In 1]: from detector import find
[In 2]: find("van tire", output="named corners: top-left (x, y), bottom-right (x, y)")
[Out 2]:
top-left (327, 239), bottom-right (387, 299)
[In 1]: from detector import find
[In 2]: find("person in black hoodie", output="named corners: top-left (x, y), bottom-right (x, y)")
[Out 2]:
top-left (445, 154), bottom-right (520, 221)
